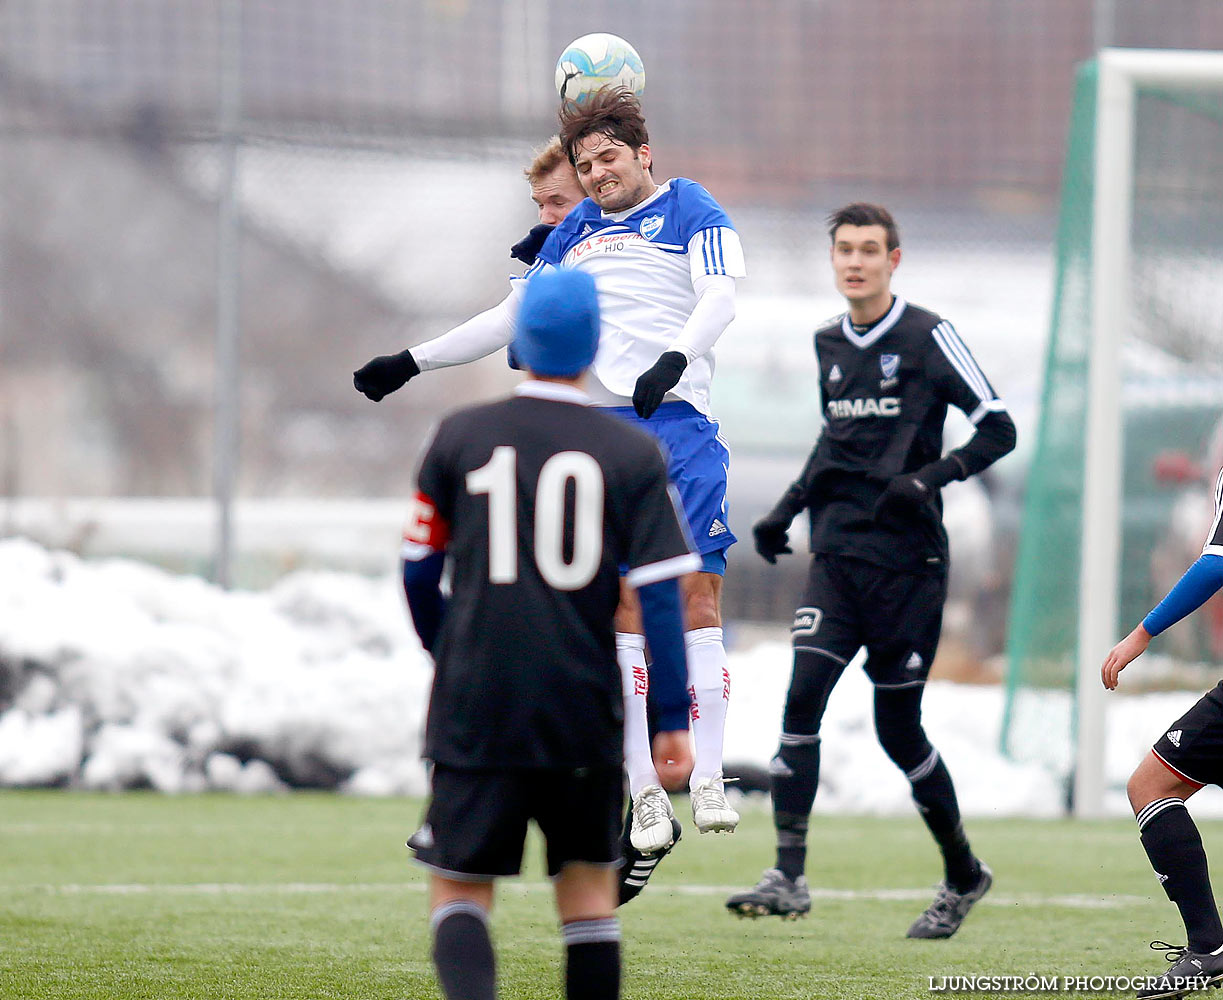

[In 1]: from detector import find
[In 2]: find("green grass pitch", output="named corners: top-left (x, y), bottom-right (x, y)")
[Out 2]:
top-left (0, 790), bottom-right (1211, 999)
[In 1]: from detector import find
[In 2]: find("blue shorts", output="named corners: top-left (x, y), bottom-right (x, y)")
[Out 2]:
top-left (605, 401), bottom-right (736, 567)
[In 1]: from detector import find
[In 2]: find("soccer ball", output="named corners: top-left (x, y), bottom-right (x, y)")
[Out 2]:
top-left (554, 33), bottom-right (645, 104)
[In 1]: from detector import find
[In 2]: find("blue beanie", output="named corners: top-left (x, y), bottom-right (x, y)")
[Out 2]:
top-left (513, 269), bottom-right (600, 377)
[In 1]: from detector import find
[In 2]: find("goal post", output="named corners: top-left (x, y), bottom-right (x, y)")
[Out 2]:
top-left (1004, 49), bottom-right (1223, 817)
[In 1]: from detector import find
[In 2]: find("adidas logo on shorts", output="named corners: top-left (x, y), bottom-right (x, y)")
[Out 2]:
top-left (708, 518), bottom-right (728, 537)
top-left (1167, 730), bottom-right (1183, 748)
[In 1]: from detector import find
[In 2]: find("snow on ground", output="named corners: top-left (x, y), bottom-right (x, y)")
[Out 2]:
top-left (3, 536), bottom-right (1222, 818)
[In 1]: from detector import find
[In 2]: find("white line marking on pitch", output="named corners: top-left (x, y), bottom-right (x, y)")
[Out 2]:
top-left (22, 883), bottom-right (1150, 909)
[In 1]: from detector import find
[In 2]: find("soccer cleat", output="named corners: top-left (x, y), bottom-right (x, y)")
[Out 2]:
top-left (619, 816), bottom-right (682, 906)
top-left (629, 785), bottom-right (678, 853)
top-left (906, 861), bottom-right (993, 939)
top-left (1136, 940), bottom-right (1223, 999)
top-left (725, 867), bottom-right (811, 920)
top-left (691, 771), bottom-right (740, 834)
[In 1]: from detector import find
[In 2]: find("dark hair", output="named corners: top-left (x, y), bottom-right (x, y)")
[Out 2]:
top-left (826, 203), bottom-right (900, 251)
top-left (558, 87), bottom-right (650, 165)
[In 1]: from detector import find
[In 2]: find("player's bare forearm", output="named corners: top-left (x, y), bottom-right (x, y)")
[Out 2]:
top-left (651, 729), bottom-right (693, 791)
top-left (1101, 624), bottom-right (1151, 691)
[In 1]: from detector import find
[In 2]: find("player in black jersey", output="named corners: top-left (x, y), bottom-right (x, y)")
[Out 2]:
top-left (359, 136), bottom-right (681, 904)
top-left (1102, 466), bottom-right (1223, 998)
top-left (400, 268), bottom-right (696, 1000)
top-left (726, 203), bottom-right (1016, 938)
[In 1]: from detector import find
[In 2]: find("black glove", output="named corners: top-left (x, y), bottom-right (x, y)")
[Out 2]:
top-left (872, 456), bottom-right (962, 521)
top-left (753, 518), bottom-right (792, 565)
top-left (510, 223), bottom-right (554, 266)
top-left (752, 483), bottom-right (805, 564)
top-left (632, 351), bottom-right (687, 419)
top-left (872, 474), bottom-right (932, 521)
top-left (353, 349), bottom-right (420, 402)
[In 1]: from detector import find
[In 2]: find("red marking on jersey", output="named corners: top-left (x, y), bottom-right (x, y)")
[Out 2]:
top-left (568, 230), bottom-right (647, 261)
top-left (403, 491), bottom-right (449, 551)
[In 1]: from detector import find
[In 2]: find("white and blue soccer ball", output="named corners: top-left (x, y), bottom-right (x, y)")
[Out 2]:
top-left (554, 33), bottom-right (645, 104)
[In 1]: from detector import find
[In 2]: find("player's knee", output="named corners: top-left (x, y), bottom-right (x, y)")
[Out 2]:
top-left (1126, 754), bottom-right (1188, 813)
top-left (875, 718), bottom-right (932, 773)
top-left (682, 585), bottom-right (720, 629)
top-left (872, 685), bottom-right (930, 766)
top-left (1126, 770), bottom-right (1149, 813)
top-left (782, 700), bottom-right (826, 736)
top-left (783, 649), bottom-right (844, 730)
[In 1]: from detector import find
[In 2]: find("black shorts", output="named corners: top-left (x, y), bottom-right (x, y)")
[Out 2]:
top-left (1152, 682), bottom-right (1223, 788)
top-left (794, 553), bottom-right (947, 688)
top-left (411, 764), bottom-right (624, 881)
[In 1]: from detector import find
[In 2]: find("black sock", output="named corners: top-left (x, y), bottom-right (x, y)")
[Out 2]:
top-left (563, 917), bottom-right (620, 1000)
top-left (771, 734), bottom-right (821, 882)
top-left (431, 901), bottom-right (495, 1000)
top-left (909, 750), bottom-right (977, 891)
top-left (1138, 797), bottom-right (1223, 954)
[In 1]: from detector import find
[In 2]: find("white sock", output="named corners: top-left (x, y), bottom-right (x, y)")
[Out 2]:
top-left (686, 626), bottom-right (729, 788)
top-left (617, 632), bottom-right (658, 797)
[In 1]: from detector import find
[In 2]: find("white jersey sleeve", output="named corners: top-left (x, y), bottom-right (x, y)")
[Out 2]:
top-left (412, 278), bottom-right (529, 372)
top-left (688, 227), bottom-right (746, 282)
top-left (671, 273), bottom-right (737, 363)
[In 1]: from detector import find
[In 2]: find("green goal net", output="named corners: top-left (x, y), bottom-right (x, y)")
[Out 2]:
top-left (1002, 52), bottom-right (1223, 804)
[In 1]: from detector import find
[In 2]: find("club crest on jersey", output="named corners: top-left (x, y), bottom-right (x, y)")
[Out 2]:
top-left (640, 214), bottom-right (664, 241)
top-left (880, 354), bottom-right (901, 388)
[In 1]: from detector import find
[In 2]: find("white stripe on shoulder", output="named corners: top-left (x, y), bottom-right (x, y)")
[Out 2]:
top-left (967, 398), bottom-right (1008, 425)
top-left (931, 320), bottom-right (993, 401)
top-left (626, 553), bottom-right (702, 588)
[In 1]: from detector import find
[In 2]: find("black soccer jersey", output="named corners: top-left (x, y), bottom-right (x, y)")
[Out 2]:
top-left (795, 296), bottom-right (1013, 573)
top-left (407, 381), bottom-right (698, 770)
top-left (1206, 466), bottom-right (1223, 555)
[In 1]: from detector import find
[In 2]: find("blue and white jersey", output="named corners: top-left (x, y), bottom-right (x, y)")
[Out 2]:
top-left (527, 177), bottom-right (746, 416)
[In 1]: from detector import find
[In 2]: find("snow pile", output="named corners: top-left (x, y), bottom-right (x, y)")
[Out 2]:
top-left (0, 538), bottom-right (431, 795)
top-left (2, 536), bottom-right (1221, 817)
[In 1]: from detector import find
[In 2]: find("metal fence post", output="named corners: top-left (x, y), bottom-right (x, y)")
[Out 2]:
top-left (213, 0), bottom-right (243, 588)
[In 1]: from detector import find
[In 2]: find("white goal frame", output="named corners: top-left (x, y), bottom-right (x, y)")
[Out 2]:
top-left (1076, 48), bottom-right (1223, 817)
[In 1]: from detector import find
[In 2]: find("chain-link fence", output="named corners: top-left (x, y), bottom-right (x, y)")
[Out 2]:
top-left (3, 1), bottom-right (1223, 623)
